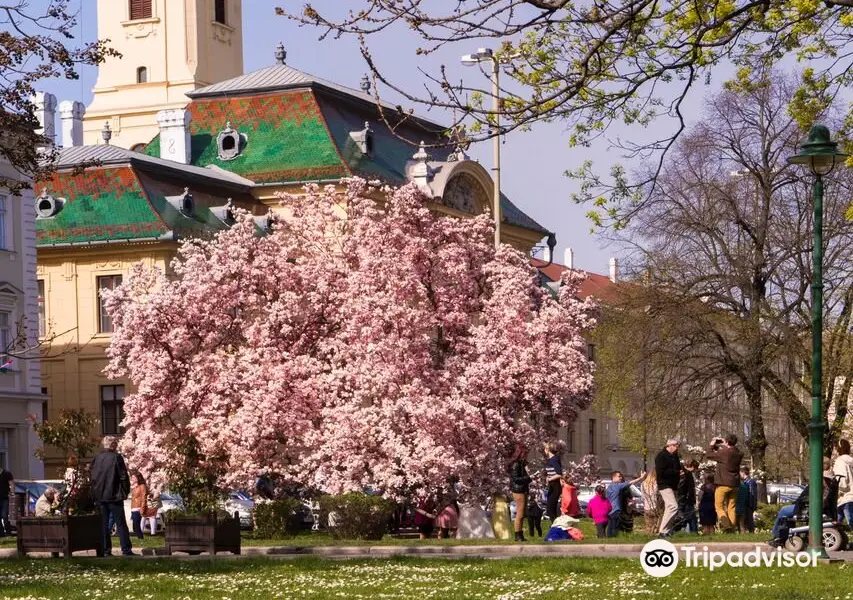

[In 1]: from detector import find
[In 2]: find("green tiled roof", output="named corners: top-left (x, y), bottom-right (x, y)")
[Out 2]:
top-left (37, 168), bottom-right (169, 246)
top-left (144, 92), bottom-right (349, 184)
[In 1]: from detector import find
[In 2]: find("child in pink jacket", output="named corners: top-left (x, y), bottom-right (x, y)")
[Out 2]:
top-left (586, 484), bottom-right (612, 538)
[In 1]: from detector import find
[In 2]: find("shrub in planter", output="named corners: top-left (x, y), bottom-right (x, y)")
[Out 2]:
top-left (253, 499), bottom-right (303, 539)
top-left (319, 493), bottom-right (394, 540)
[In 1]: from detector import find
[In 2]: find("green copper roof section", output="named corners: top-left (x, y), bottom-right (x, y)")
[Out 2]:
top-left (145, 92), bottom-right (349, 184)
top-left (37, 167), bottom-right (168, 246)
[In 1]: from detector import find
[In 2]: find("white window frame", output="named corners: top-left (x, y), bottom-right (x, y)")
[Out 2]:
top-left (0, 195), bottom-right (7, 250)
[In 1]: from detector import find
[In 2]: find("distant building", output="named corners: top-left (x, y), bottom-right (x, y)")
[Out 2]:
top-left (34, 1), bottom-right (552, 474)
top-left (0, 153), bottom-right (46, 479)
top-left (533, 252), bottom-right (644, 478)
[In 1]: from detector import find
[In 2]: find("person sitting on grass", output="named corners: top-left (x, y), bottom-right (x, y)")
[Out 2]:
top-left (587, 484), bottom-right (612, 538)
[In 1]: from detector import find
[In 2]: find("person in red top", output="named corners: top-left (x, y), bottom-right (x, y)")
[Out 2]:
top-left (560, 476), bottom-right (580, 517)
top-left (586, 484), bottom-right (612, 538)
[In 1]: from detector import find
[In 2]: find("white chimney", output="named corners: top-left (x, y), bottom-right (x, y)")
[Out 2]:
top-left (564, 247), bottom-right (574, 269)
top-left (32, 92), bottom-right (57, 146)
top-left (156, 109), bottom-right (192, 164)
top-left (609, 257), bottom-right (618, 283)
top-left (59, 100), bottom-right (85, 148)
top-left (542, 246), bottom-right (551, 263)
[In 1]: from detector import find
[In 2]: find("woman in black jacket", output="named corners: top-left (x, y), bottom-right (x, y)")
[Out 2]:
top-left (507, 445), bottom-right (532, 542)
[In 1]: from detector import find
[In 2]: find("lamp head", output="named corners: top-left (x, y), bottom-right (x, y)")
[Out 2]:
top-left (460, 47), bottom-right (494, 66)
top-left (788, 124), bottom-right (847, 176)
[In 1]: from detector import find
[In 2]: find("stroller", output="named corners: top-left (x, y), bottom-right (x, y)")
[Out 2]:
top-left (767, 474), bottom-right (848, 552)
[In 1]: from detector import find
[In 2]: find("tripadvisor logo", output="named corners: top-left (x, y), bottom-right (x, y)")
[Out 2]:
top-left (640, 540), bottom-right (817, 577)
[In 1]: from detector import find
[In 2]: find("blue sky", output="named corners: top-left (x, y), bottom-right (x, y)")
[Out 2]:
top-left (40, 0), bottom-right (724, 274)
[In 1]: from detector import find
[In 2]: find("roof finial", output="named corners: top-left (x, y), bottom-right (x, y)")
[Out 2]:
top-left (275, 42), bottom-right (286, 65)
top-left (102, 121), bottom-right (112, 145)
top-left (413, 141), bottom-right (430, 163)
top-left (360, 74), bottom-right (371, 93)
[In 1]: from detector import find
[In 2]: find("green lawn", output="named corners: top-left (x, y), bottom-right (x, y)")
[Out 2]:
top-left (0, 516), bottom-right (772, 549)
top-left (0, 556), bottom-right (846, 600)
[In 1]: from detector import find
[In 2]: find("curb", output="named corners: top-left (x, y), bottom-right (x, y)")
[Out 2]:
top-left (0, 541), bottom-right (796, 560)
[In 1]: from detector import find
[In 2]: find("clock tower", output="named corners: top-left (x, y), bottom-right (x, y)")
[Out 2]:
top-left (83, 0), bottom-right (244, 149)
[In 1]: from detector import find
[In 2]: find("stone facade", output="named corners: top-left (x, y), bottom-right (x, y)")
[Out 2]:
top-left (0, 158), bottom-right (46, 480)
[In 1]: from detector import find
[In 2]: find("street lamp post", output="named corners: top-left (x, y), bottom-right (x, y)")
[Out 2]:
top-left (788, 124), bottom-right (847, 558)
top-left (461, 48), bottom-right (501, 249)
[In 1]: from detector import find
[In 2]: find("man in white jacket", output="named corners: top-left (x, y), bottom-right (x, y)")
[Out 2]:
top-left (833, 439), bottom-right (853, 525)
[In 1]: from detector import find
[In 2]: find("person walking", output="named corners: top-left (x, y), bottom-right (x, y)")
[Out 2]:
top-left (705, 434), bottom-right (743, 533)
top-left (507, 445), bottom-right (532, 542)
top-left (587, 484), bottom-right (612, 538)
top-left (0, 465), bottom-right (12, 537)
top-left (605, 470), bottom-right (646, 537)
top-left (654, 439), bottom-right (681, 537)
top-left (130, 471), bottom-right (148, 540)
top-left (542, 442), bottom-right (563, 523)
top-left (834, 439), bottom-right (853, 525)
top-left (679, 460), bottom-right (698, 533)
top-left (90, 436), bottom-right (133, 556)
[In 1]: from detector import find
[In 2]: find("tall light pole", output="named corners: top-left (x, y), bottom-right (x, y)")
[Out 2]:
top-left (788, 124), bottom-right (847, 558)
top-left (461, 48), bottom-right (502, 249)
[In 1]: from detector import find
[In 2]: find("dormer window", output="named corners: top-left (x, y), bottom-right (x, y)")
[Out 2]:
top-left (35, 189), bottom-right (65, 219)
top-left (349, 121), bottom-right (374, 158)
top-left (216, 121), bottom-right (246, 161)
top-left (180, 188), bottom-right (194, 216)
top-left (136, 67), bottom-right (148, 84)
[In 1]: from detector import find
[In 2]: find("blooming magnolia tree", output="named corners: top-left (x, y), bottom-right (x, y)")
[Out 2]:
top-left (567, 454), bottom-right (599, 486)
top-left (105, 179), bottom-right (596, 503)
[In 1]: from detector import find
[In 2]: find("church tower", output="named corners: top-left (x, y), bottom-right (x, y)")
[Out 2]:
top-left (83, 0), bottom-right (244, 149)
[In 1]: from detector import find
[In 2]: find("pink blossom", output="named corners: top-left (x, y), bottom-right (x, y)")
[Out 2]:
top-left (104, 179), bottom-right (596, 499)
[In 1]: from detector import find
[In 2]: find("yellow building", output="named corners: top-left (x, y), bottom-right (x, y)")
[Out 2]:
top-left (36, 2), bottom-right (553, 474)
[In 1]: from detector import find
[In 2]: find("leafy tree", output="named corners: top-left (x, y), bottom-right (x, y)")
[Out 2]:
top-left (592, 71), bottom-right (853, 475)
top-left (0, 1), bottom-right (117, 193)
top-left (278, 1), bottom-right (853, 208)
top-left (30, 408), bottom-right (98, 464)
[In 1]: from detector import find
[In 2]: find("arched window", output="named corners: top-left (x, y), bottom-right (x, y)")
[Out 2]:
top-left (129, 0), bottom-right (152, 21)
top-left (214, 0), bottom-right (226, 24)
top-left (136, 66), bottom-right (148, 84)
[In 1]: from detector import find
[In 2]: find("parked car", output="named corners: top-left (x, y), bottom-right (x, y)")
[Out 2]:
top-left (766, 483), bottom-right (805, 504)
top-left (130, 490), bottom-right (255, 531)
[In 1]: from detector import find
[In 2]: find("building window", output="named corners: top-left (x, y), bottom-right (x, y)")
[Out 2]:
top-left (0, 195), bottom-right (6, 250)
top-left (0, 311), bottom-right (12, 356)
top-left (566, 425), bottom-right (575, 454)
top-left (41, 387), bottom-right (48, 423)
top-left (586, 343), bottom-right (596, 363)
top-left (0, 430), bottom-right (7, 469)
top-left (588, 418), bottom-right (596, 455)
top-left (101, 385), bottom-right (125, 435)
top-left (37, 280), bottom-right (45, 337)
top-left (136, 66), bottom-right (148, 84)
top-left (129, 0), bottom-right (152, 20)
top-left (214, 0), bottom-right (226, 24)
top-left (97, 275), bottom-right (122, 333)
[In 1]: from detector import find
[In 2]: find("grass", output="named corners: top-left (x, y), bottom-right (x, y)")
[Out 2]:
top-left (0, 555), bottom-right (847, 599)
top-left (0, 517), bottom-right (773, 549)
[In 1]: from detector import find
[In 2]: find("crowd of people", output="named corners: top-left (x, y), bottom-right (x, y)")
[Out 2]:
top-left (497, 434), bottom-right (761, 541)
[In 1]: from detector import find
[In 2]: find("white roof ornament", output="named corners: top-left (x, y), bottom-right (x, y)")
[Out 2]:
top-left (360, 74), bottom-right (371, 93)
top-left (275, 42), bottom-right (286, 65)
top-left (408, 141), bottom-right (434, 195)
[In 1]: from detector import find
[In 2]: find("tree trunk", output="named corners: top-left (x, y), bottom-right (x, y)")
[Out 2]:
top-left (746, 386), bottom-right (768, 504)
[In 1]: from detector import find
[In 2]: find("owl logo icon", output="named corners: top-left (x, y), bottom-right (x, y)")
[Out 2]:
top-left (640, 539), bottom-right (679, 577)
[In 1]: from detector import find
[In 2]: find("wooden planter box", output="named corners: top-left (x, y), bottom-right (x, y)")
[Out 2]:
top-left (165, 515), bottom-right (241, 555)
top-left (17, 514), bottom-right (104, 558)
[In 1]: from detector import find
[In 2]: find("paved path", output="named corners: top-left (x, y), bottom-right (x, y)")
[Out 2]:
top-left (4, 541), bottom-right (849, 560)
